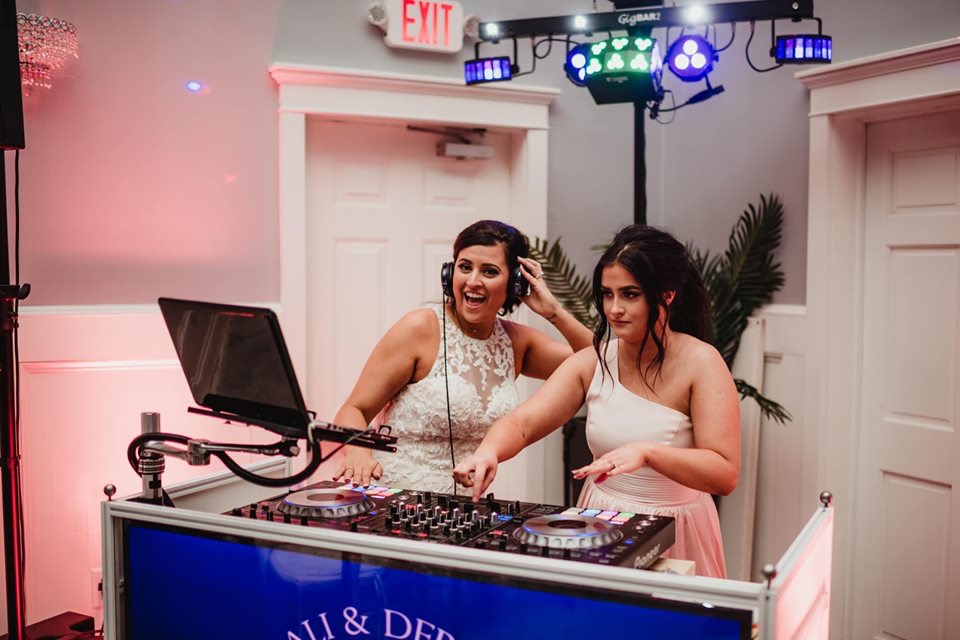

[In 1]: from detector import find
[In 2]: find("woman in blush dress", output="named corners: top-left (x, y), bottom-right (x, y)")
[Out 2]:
top-left (453, 224), bottom-right (739, 578)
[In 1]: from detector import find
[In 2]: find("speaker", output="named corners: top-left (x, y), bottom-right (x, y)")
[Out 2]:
top-left (0, 0), bottom-right (24, 150)
top-left (440, 262), bottom-right (529, 304)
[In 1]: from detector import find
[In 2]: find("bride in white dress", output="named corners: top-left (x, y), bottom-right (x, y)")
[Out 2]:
top-left (332, 220), bottom-right (593, 493)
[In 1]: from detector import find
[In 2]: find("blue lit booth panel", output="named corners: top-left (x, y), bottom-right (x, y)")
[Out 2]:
top-left (103, 478), bottom-right (835, 640)
top-left (121, 521), bottom-right (753, 640)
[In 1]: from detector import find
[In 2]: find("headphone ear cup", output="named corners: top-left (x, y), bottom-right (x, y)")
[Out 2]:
top-left (513, 266), bottom-right (530, 300)
top-left (440, 262), bottom-right (454, 298)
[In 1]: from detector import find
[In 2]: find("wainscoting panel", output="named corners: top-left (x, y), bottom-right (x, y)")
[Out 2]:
top-left (6, 306), bottom-right (281, 631)
top-left (751, 305), bottom-right (808, 580)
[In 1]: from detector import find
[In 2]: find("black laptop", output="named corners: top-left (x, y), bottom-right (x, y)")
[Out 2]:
top-left (158, 298), bottom-right (312, 439)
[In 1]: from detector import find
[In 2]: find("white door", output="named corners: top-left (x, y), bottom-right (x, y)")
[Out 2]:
top-left (304, 119), bottom-right (541, 496)
top-left (852, 109), bottom-right (960, 640)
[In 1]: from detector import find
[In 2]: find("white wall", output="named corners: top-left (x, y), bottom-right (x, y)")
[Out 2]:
top-left (11, 0), bottom-right (282, 305)
top-left (13, 0), bottom-right (960, 308)
top-left (7, 307), bottom-right (277, 633)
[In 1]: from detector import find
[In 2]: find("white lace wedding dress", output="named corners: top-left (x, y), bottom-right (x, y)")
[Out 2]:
top-left (376, 304), bottom-right (520, 493)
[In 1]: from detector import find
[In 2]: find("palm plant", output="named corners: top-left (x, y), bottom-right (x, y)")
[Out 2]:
top-left (530, 193), bottom-right (791, 423)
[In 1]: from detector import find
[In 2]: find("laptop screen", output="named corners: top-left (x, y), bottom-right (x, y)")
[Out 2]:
top-left (158, 298), bottom-right (310, 438)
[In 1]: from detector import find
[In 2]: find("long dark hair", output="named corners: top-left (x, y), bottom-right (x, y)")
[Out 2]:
top-left (452, 219), bottom-right (530, 314)
top-left (592, 224), bottom-right (710, 387)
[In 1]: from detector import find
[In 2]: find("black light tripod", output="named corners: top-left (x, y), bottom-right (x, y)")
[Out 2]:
top-left (0, 150), bottom-right (29, 640)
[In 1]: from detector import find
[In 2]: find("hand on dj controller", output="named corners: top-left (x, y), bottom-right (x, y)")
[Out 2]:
top-left (452, 448), bottom-right (499, 501)
top-left (332, 449), bottom-right (383, 487)
top-left (571, 442), bottom-right (653, 484)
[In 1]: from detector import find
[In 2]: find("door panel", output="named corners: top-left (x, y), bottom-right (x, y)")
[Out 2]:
top-left (304, 119), bottom-right (538, 497)
top-left (854, 109), bottom-right (960, 640)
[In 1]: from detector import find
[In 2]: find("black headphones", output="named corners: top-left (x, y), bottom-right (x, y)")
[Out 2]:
top-left (441, 261), bottom-right (530, 307)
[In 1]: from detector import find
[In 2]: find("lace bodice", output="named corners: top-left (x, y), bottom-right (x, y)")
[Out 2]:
top-left (377, 304), bottom-right (519, 492)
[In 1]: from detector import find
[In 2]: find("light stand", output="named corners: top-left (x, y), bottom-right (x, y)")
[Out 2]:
top-left (634, 102), bottom-right (646, 224)
top-left (0, 149), bottom-right (29, 640)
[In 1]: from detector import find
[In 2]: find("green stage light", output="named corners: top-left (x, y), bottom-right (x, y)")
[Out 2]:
top-left (580, 35), bottom-right (663, 104)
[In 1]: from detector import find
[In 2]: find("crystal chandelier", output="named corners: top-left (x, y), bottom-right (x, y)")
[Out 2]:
top-left (16, 13), bottom-right (79, 95)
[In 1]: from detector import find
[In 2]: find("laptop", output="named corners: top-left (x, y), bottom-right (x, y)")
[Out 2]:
top-left (158, 298), bottom-right (313, 438)
top-left (158, 297), bottom-right (398, 455)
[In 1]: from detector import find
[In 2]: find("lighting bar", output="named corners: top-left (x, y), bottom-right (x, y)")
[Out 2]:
top-left (464, 57), bottom-right (513, 85)
top-left (478, 0), bottom-right (814, 42)
top-left (774, 34), bottom-right (832, 63)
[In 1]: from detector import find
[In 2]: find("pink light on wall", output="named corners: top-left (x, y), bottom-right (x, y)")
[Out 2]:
top-left (16, 12), bottom-right (79, 95)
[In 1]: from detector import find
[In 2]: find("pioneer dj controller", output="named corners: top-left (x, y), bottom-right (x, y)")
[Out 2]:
top-left (226, 480), bottom-right (676, 569)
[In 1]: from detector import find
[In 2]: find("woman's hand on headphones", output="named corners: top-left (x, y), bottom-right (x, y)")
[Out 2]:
top-left (332, 449), bottom-right (383, 488)
top-left (517, 257), bottom-right (561, 321)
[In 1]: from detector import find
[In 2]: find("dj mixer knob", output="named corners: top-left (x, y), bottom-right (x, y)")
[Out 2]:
top-left (224, 481), bottom-right (675, 570)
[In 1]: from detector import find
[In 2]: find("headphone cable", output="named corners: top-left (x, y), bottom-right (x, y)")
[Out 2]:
top-left (441, 299), bottom-right (458, 496)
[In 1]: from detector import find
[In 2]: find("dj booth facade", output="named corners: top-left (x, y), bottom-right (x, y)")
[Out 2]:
top-left (101, 469), bottom-right (834, 640)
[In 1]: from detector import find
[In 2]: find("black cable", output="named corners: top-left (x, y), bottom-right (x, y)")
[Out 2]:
top-left (441, 299), bottom-right (457, 496)
top-left (533, 35), bottom-right (553, 59)
top-left (655, 89), bottom-right (677, 125)
top-left (715, 22), bottom-right (737, 53)
top-left (514, 35), bottom-right (576, 79)
top-left (649, 90), bottom-right (677, 124)
top-left (125, 428), bottom-right (370, 488)
top-left (511, 38), bottom-right (537, 79)
top-left (127, 432), bottom-right (190, 472)
top-left (745, 21), bottom-right (781, 73)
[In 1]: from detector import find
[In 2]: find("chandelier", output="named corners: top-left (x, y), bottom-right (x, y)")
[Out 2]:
top-left (16, 13), bottom-right (79, 94)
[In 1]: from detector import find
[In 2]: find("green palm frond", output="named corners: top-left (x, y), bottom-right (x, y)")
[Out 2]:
top-left (529, 237), bottom-right (598, 329)
top-left (706, 193), bottom-right (786, 368)
top-left (693, 193), bottom-right (789, 421)
top-left (736, 379), bottom-right (791, 424)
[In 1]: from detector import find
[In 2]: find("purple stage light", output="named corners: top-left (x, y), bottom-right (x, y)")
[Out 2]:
top-left (665, 35), bottom-right (716, 83)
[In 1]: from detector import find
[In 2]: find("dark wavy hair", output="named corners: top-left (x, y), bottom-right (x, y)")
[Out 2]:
top-left (452, 219), bottom-right (530, 315)
top-left (592, 224), bottom-right (710, 387)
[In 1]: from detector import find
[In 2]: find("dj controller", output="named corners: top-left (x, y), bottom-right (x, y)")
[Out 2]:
top-left (226, 480), bottom-right (676, 570)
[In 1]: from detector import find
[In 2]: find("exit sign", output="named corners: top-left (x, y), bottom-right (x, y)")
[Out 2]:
top-left (383, 0), bottom-right (465, 53)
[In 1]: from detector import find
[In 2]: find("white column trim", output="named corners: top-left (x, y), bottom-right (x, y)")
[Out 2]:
top-left (798, 38), bottom-right (960, 639)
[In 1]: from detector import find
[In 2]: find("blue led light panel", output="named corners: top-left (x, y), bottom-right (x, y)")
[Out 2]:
top-left (774, 35), bottom-right (832, 63)
top-left (464, 57), bottom-right (513, 85)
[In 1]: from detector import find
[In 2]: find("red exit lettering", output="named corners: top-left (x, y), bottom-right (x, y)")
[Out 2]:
top-left (402, 0), bottom-right (454, 47)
